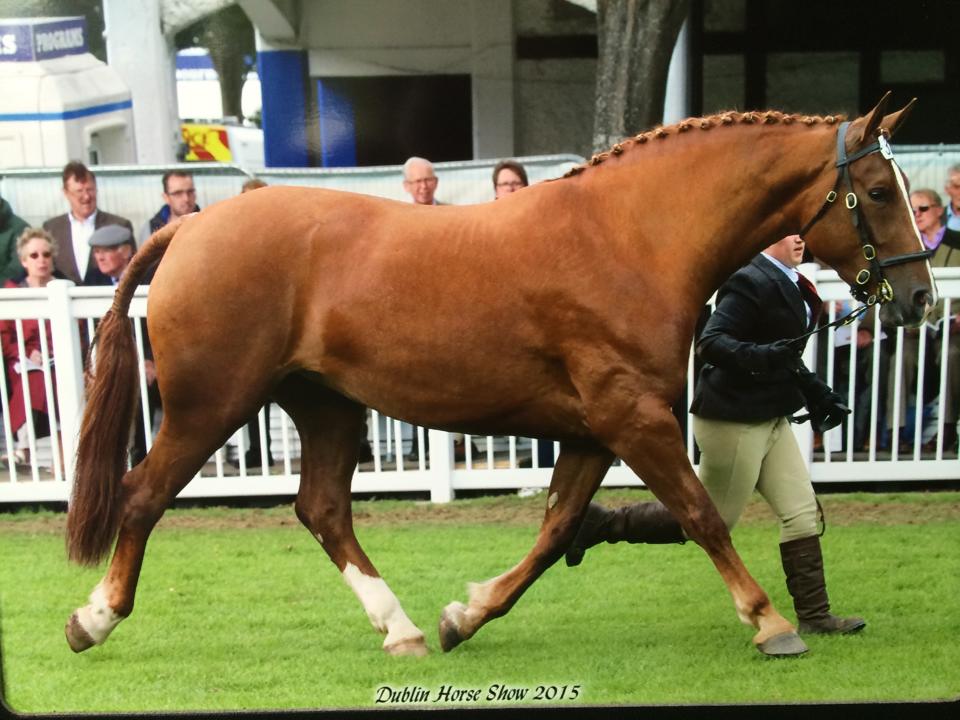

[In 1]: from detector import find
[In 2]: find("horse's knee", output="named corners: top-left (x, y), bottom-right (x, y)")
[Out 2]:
top-left (678, 504), bottom-right (730, 548)
top-left (294, 494), bottom-right (349, 542)
top-left (117, 467), bottom-right (167, 532)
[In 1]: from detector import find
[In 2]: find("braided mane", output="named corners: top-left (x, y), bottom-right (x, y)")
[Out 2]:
top-left (564, 110), bottom-right (848, 179)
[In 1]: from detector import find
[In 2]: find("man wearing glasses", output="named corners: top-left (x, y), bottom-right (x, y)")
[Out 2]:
top-left (42, 162), bottom-right (133, 285)
top-left (140, 171), bottom-right (200, 243)
top-left (402, 157), bottom-right (441, 205)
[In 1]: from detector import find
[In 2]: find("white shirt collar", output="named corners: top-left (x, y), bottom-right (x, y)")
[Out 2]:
top-left (761, 252), bottom-right (799, 283)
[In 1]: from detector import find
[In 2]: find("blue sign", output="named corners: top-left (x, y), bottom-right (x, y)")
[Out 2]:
top-left (0, 17), bottom-right (87, 62)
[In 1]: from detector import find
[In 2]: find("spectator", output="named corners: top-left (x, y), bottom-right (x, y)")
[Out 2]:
top-left (923, 189), bottom-right (960, 453)
top-left (399, 157), bottom-right (478, 463)
top-left (0, 193), bottom-right (29, 282)
top-left (885, 190), bottom-right (950, 450)
top-left (140, 171), bottom-right (200, 243)
top-left (241, 177), bottom-right (267, 193)
top-left (85, 224), bottom-right (158, 465)
top-left (490, 159), bottom-right (549, 471)
top-left (566, 235), bottom-right (865, 638)
top-left (402, 157), bottom-right (441, 205)
top-left (943, 163), bottom-right (960, 231)
top-left (829, 299), bottom-right (885, 453)
top-left (233, 177), bottom-right (275, 470)
top-left (400, 157), bottom-right (435, 462)
top-left (42, 161), bottom-right (134, 285)
top-left (492, 160), bottom-right (529, 199)
top-left (0, 229), bottom-right (61, 467)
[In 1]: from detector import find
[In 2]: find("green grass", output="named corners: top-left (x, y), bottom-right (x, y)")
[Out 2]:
top-left (0, 491), bottom-right (958, 713)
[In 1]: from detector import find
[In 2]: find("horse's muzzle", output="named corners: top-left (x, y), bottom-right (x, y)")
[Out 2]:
top-left (880, 285), bottom-right (935, 328)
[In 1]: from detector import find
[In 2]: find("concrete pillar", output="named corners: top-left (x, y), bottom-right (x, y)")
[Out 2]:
top-left (102, 0), bottom-right (179, 164)
top-left (470, 0), bottom-right (514, 159)
top-left (256, 32), bottom-right (309, 168)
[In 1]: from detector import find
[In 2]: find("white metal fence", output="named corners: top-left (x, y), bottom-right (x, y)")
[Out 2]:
top-left (0, 268), bottom-right (957, 505)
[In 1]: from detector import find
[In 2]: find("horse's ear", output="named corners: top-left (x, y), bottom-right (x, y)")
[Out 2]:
top-left (880, 97), bottom-right (917, 139)
top-left (857, 92), bottom-right (892, 144)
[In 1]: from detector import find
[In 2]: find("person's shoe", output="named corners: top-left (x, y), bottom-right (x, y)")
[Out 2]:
top-left (565, 501), bottom-right (686, 567)
top-left (780, 535), bottom-right (865, 635)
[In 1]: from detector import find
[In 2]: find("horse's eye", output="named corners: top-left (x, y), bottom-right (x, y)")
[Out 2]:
top-left (868, 188), bottom-right (887, 202)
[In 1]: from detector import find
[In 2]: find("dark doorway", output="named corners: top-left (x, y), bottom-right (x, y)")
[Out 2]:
top-left (313, 75), bottom-right (472, 167)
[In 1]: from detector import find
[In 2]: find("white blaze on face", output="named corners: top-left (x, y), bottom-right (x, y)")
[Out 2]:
top-left (341, 563), bottom-right (423, 647)
top-left (74, 581), bottom-right (123, 645)
top-left (889, 158), bottom-right (938, 304)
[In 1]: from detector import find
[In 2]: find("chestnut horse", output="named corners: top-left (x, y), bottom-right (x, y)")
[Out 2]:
top-left (65, 94), bottom-right (934, 659)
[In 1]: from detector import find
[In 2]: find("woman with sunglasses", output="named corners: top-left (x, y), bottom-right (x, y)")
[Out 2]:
top-left (0, 228), bottom-right (62, 468)
top-left (909, 189), bottom-right (960, 453)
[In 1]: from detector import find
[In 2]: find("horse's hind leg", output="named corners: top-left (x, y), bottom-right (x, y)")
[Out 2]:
top-left (439, 441), bottom-right (613, 651)
top-left (273, 374), bottom-right (427, 657)
top-left (66, 405), bottom-right (244, 652)
top-left (607, 403), bottom-right (806, 656)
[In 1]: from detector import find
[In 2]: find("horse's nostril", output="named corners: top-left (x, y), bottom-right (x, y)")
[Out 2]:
top-left (913, 289), bottom-right (932, 308)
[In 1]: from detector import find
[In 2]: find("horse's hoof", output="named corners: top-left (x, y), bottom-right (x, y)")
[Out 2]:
top-left (65, 612), bottom-right (96, 653)
top-left (756, 631), bottom-right (808, 657)
top-left (384, 636), bottom-right (429, 657)
top-left (439, 602), bottom-right (467, 652)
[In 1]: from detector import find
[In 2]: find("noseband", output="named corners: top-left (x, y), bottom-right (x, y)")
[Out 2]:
top-left (798, 121), bottom-right (931, 306)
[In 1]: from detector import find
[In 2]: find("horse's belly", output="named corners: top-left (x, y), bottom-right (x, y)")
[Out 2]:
top-left (320, 357), bottom-right (588, 439)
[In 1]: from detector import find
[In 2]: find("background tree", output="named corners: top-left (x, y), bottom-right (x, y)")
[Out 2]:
top-left (593, 0), bottom-right (691, 152)
top-left (175, 4), bottom-right (256, 121)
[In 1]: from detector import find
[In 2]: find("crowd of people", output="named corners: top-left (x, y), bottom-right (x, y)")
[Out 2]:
top-left (0, 157), bottom-right (957, 474)
top-left (0, 163), bottom-right (195, 469)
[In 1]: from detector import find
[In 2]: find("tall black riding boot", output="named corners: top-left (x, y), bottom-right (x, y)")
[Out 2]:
top-left (780, 535), bottom-right (866, 635)
top-left (565, 501), bottom-right (686, 567)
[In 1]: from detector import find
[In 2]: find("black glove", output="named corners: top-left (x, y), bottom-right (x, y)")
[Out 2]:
top-left (746, 339), bottom-right (802, 372)
top-left (809, 393), bottom-right (851, 433)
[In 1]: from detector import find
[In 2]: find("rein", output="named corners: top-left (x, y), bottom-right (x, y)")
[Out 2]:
top-left (798, 121), bottom-right (932, 307)
top-left (786, 301), bottom-right (870, 349)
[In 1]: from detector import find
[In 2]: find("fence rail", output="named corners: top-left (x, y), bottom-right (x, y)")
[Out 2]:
top-left (1, 268), bottom-right (957, 505)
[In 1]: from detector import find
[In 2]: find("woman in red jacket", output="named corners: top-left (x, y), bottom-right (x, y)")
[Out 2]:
top-left (1, 228), bottom-right (59, 467)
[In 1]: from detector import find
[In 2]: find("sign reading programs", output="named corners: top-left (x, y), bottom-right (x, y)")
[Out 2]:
top-left (0, 16), bottom-right (87, 62)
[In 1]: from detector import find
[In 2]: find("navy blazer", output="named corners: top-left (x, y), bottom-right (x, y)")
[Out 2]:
top-left (690, 254), bottom-right (821, 423)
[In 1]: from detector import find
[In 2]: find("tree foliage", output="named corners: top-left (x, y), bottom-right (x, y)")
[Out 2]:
top-left (593, 0), bottom-right (691, 152)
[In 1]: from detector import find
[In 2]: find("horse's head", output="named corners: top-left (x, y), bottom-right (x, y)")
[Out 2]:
top-left (801, 93), bottom-right (936, 327)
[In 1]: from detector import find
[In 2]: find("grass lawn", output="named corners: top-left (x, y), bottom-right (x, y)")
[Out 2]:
top-left (0, 489), bottom-right (958, 714)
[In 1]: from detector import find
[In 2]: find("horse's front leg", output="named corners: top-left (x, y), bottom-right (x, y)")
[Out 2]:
top-left (605, 398), bottom-right (806, 656)
top-left (439, 441), bottom-right (613, 651)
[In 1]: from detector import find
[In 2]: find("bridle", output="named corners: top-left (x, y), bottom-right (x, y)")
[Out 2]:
top-left (798, 120), bottom-right (931, 307)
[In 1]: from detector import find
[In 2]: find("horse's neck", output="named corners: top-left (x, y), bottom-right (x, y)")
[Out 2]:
top-left (594, 124), bottom-right (836, 302)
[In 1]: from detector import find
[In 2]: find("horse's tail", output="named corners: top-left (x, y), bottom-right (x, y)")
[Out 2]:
top-left (66, 218), bottom-right (182, 566)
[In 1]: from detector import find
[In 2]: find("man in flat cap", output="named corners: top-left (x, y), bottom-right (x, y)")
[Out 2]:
top-left (87, 224), bottom-right (138, 285)
top-left (87, 224), bottom-right (158, 464)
